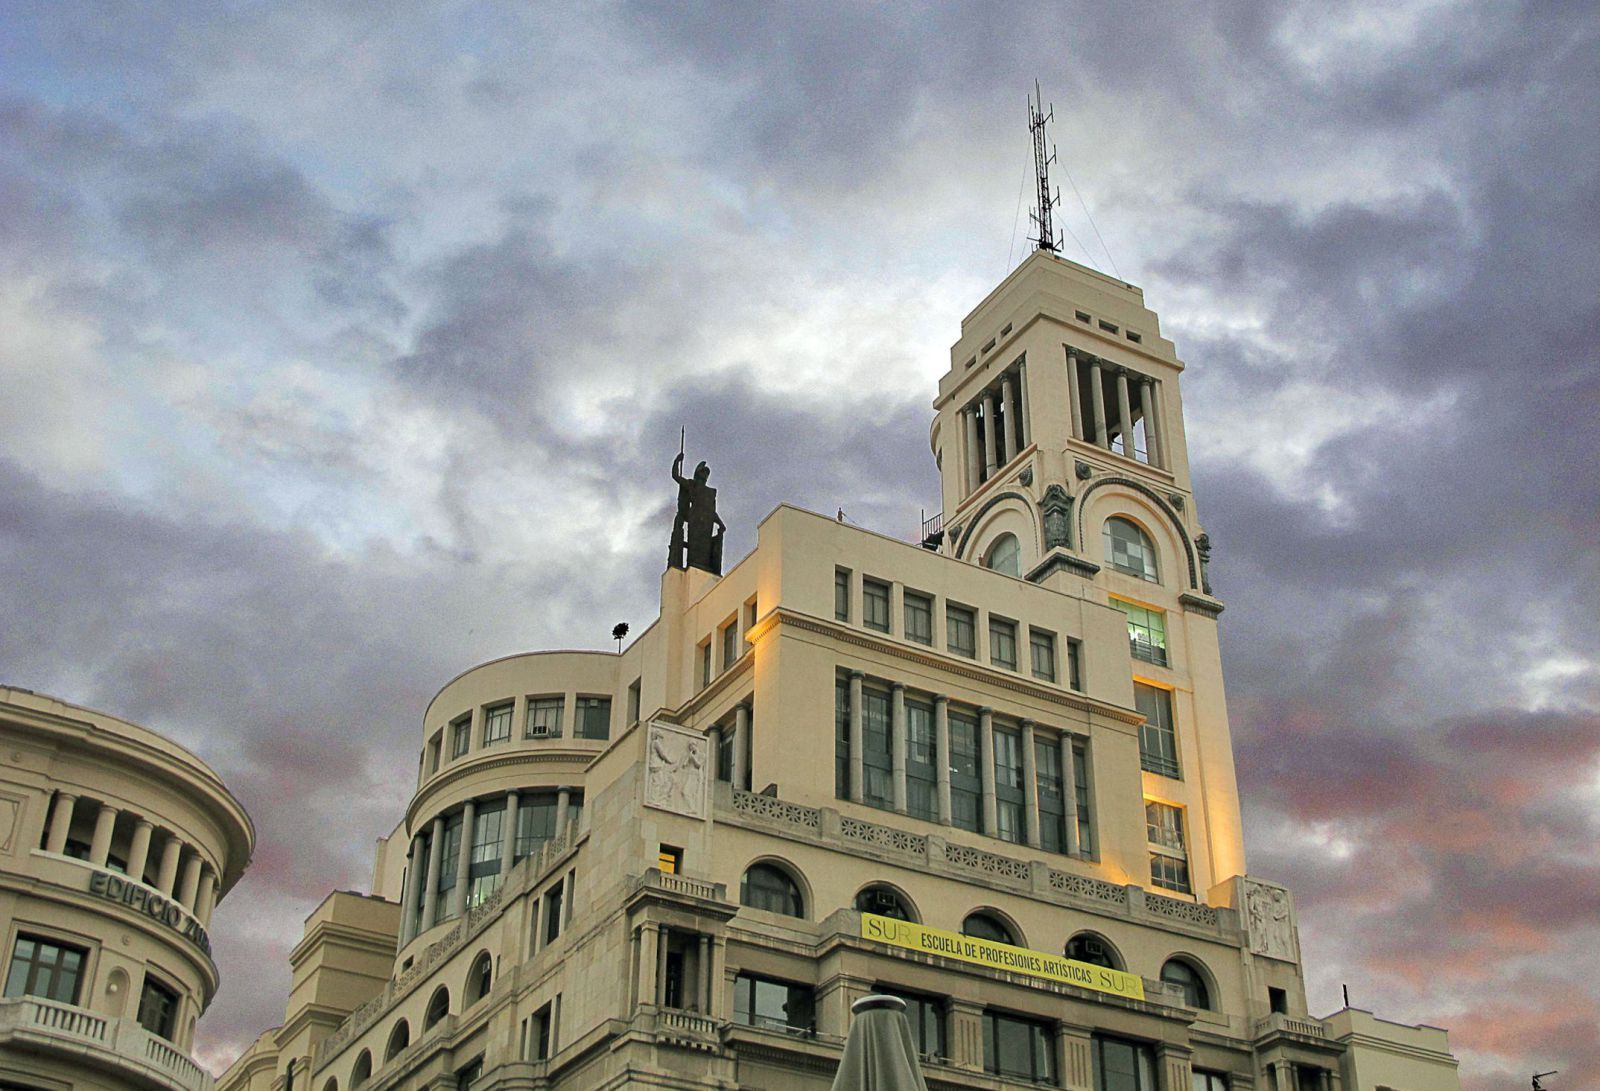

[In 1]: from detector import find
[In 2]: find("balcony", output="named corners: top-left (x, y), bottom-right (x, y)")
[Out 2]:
top-left (0, 996), bottom-right (211, 1091)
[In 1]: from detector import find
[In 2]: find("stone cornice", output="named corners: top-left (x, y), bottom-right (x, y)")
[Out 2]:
top-left (406, 745), bottom-right (601, 830)
top-left (1027, 551), bottom-right (1101, 583)
top-left (1178, 593), bottom-right (1226, 619)
top-left (766, 608), bottom-right (1145, 727)
top-left (673, 648), bottom-right (755, 722)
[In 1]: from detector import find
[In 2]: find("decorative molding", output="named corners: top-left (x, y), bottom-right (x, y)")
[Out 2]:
top-left (1178, 593), bottom-right (1225, 619)
top-left (1018, 466), bottom-right (1034, 487)
top-left (1075, 460), bottom-right (1094, 480)
top-left (953, 491), bottom-right (1039, 561)
top-left (1041, 484), bottom-right (1073, 550)
top-left (1075, 476), bottom-right (1200, 590)
top-left (1025, 551), bottom-right (1100, 584)
top-left (644, 722), bottom-right (709, 819)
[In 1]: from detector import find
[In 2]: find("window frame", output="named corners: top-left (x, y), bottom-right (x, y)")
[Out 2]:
top-left (482, 702), bottom-right (513, 746)
top-left (903, 590), bottom-right (933, 646)
top-left (137, 974), bottom-right (180, 1041)
top-left (982, 1008), bottom-right (1055, 1083)
top-left (732, 972), bottom-right (815, 1034)
top-left (740, 862), bottom-right (805, 918)
top-left (1029, 627), bottom-right (1056, 681)
top-left (574, 696), bottom-right (611, 740)
top-left (1103, 517), bottom-right (1161, 583)
top-left (1113, 597), bottom-right (1169, 667)
top-left (862, 578), bottom-right (891, 633)
top-left (834, 567), bottom-right (851, 622)
top-left (946, 604), bottom-right (977, 658)
top-left (989, 616), bottom-right (1018, 671)
top-left (525, 696), bottom-right (564, 738)
top-left (1134, 682), bottom-right (1180, 778)
top-left (450, 716), bottom-right (471, 759)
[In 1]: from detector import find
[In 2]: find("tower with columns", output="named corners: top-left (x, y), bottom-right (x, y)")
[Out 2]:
top-left (218, 251), bottom-right (1463, 1091)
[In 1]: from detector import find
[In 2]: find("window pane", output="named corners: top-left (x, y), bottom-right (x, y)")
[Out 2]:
top-left (483, 703), bottom-right (512, 744)
top-left (526, 697), bottom-right (563, 737)
top-left (1030, 629), bottom-right (1056, 680)
top-left (835, 569), bottom-right (850, 621)
top-left (904, 592), bottom-right (933, 645)
top-left (863, 688), bottom-right (893, 809)
top-left (577, 697), bottom-right (611, 740)
top-left (1103, 518), bottom-right (1159, 582)
top-left (990, 619), bottom-right (1017, 669)
top-left (947, 606), bottom-right (976, 657)
top-left (863, 579), bottom-right (890, 631)
top-left (1134, 683), bottom-right (1180, 777)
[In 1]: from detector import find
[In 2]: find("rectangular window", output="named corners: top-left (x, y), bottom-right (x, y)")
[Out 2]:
top-left (468, 802), bottom-right (506, 907)
top-left (835, 675), bottom-right (851, 799)
top-left (530, 1002), bottom-right (554, 1061)
top-left (989, 617), bottom-right (1018, 670)
top-left (717, 722), bottom-right (735, 784)
top-left (526, 697), bottom-right (563, 738)
top-left (1113, 598), bottom-right (1168, 667)
top-left (137, 975), bottom-right (180, 1040)
top-left (983, 1010), bottom-right (1055, 1083)
top-left (451, 716), bottom-right (471, 758)
top-left (1030, 628), bottom-right (1056, 681)
top-left (482, 702), bottom-right (513, 745)
top-left (863, 579), bottom-right (891, 632)
top-left (544, 883), bottom-right (564, 944)
top-left (733, 973), bottom-right (814, 1033)
top-left (1135, 683), bottom-right (1180, 778)
top-left (576, 697), bottom-right (611, 740)
top-left (903, 591), bottom-right (933, 645)
top-left (992, 726), bottom-right (1024, 843)
top-left (435, 811), bottom-right (464, 921)
top-left (1095, 1035), bottom-right (1157, 1091)
top-left (627, 678), bottom-right (641, 724)
top-left (721, 621), bottom-right (739, 671)
top-left (515, 794), bottom-right (558, 860)
top-left (1146, 801), bottom-right (1191, 894)
top-left (1036, 738), bottom-right (1067, 854)
top-left (428, 732), bottom-right (443, 773)
top-left (947, 604), bottom-right (976, 657)
top-left (1073, 739), bottom-right (1095, 855)
top-left (835, 568), bottom-right (851, 621)
top-left (456, 1058), bottom-right (483, 1090)
top-left (1193, 1071), bottom-right (1230, 1091)
top-left (658, 845), bottom-right (682, 874)
top-left (5, 935), bottom-right (87, 1004)
top-left (948, 711), bottom-right (981, 832)
top-left (1068, 639), bottom-right (1083, 691)
top-left (863, 687), bottom-right (893, 809)
top-left (905, 698), bottom-right (937, 820)
top-left (700, 641), bottom-right (713, 689)
top-left (875, 985), bottom-right (945, 1060)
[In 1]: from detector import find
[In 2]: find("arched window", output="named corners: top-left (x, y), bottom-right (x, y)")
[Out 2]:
top-left (740, 862), bottom-right (804, 918)
top-left (322, 1080), bottom-right (339, 1091)
top-left (384, 1019), bottom-right (410, 1061)
top-left (984, 534), bottom-right (1021, 577)
top-left (854, 885), bottom-right (915, 922)
top-left (1065, 932), bottom-right (1122, 970)
top-left (466, 951), bottom-right (493, 1006)
top-left (424, 986), bottom-right (449, 1030)
top-left (961, 911), bottom-right (1016, 946)
top-left (1160, 958), bottom-right (1211, 1009)
top-left (1103, 517), bottom-right (1159, 582)
top-left (351, 1051), bottom-right (372, 1088)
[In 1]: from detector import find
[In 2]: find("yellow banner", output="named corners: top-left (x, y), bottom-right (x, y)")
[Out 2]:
top-left (860, 913), bottom-right (1145, 1001)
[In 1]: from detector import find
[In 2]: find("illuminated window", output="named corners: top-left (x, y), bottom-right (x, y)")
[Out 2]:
top-left (1113, 598), bottom-right (1168, 666)
top-left (658, 845), bottom-right (682, 874)
top-left (1135, 683), bottom-right (1180, 778)
top-left (1104, 517), bottom-right (1159, 582)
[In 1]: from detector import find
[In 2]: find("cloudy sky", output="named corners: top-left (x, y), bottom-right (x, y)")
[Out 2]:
top-left (2, 3), bottom-right (1596, 1087)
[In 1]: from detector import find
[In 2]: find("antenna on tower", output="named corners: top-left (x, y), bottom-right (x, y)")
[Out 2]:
top-left (1027, 80), bottom-right (1062, 253)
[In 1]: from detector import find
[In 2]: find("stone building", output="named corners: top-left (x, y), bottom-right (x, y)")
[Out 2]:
top-left (0, 685), bottom-right (254, 1091)
top-left (217, 250), bottom-right (1463, 1091)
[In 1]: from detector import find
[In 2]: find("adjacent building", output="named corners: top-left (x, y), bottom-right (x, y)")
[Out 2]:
top-left (0, 685), bottom-right (254, 1091)
top-left (218, 250), bottom-right (1463, 1091)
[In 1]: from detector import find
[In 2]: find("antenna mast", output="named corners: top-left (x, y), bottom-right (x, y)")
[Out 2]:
top-left (1028, 80), bottom-right (1062, 253)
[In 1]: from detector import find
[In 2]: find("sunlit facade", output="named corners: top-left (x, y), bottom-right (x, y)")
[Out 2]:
top-left (217, 251), bottom-right (1462, 1091)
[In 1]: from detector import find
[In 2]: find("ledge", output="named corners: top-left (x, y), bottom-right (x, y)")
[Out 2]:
top-left (0, 996), bottom-right (211, 1091)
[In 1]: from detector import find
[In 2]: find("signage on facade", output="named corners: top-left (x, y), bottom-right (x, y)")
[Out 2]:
top-left (87, 869), bottom-right (212, 956)
top-left (860, 913), bottom-right (1145, 1001)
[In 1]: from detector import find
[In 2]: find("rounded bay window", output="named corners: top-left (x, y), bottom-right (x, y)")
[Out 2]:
top-left (1103, 517), bottom-right (1159, 582)
top-left (740, 861), bottom-right (805, 918)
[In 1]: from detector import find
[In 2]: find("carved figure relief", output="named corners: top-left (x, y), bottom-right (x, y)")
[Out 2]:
top-left (1041, 484), bottom-right (1074, 550)
top-left (1196, 533), bottom-right (1214, 595)
top-left (644, 723), bottom-right (709, 819)
top-left (1244, 879), bottom-right (1297, 962)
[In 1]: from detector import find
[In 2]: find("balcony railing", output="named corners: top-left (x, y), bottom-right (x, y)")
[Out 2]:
top-left (1130, 635), bottom-right (1167, 667)
top-left (0, 996), bottom-right (211, 1091)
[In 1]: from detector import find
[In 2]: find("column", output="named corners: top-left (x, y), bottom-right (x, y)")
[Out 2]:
top-left (156, 834), bottom-right (183, 895)
top-left (89, 803), bottom-right (118, 866)
top-left (451, 800), bottom-right (476, 919)
top-left (1066, 352), bottom-right (1084, 439)
top-left (555, 787), bottom-right (572, 840)
top-left (562, 871), bottom-right (574, 929)
top-left (1057, 1024), bottom-right (1095, 1091)
top-left (934, 696), bottom-right (952, 824)
top-left (45, 792), bottom-right (77, 854)
top-left (501, 792), bottom-right (520, 878)
top-left (627, 927), bottom-right (641, 1011)
top-left (848, 671), bottom-right (865, 803)
top-left (964, 408), bottom-right (981, 490)
top-left (1271, 1060), bottom-right (1293, 1091)
top-left (1020, 721), bottom-right (1040, 849)
top-left (1002, 373), bottom-right (1020, 458)
top-left (978, 708), bottom-right (998, 838)
top-left (195, 868), bottom-right (218, 927)
top-left (178, 851), bottom-right (203, 910)
top-left (707, 725), bottom-right (723, 783)
top-left (639, 923), bottom-right (660, 1008)
top-left (1112, 369), bottom-right (1132, 460)
top-left (991, 388), bottom-right (1008, 465)
top-left (399, 835), bottom-right (425, 945)
top-left (1153, 381), bottom-right (1172, 470)
top-left (1059, 734), bottom-right (1080, 856)
top-left (890, 684), bottom-right (908, 812)
top-left (982, 393), bottom-right (998, 474)
top-left (421, 815), bottom-right (445, 931)
top-left (733, 703), bottom-right (751, 792)
top-left (697, 934), bottom-right (712, 1013)
top-left (1088, 360), bottom-right (1108, 447)
top-left (1141, 376), bottom-right (1162, 468)
top-left (126, 818), bottom-right (154, 884)
top-left (656, 924), bottom-right (671, 1006)
top-left (1017, 360), bottom-right (1030, 448)
top-left (709, 937), bottom-right (728, 1019)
